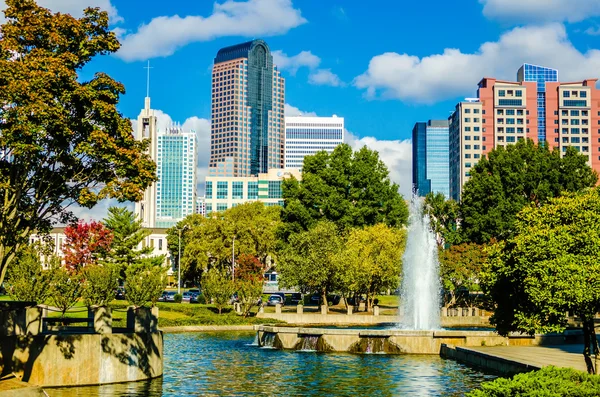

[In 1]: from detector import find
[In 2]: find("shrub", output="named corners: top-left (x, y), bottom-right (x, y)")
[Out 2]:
top-left (49, 266), bottom-right (82, 318)
top-left (201, 268), bottom-right (235, 314)
top-left (467, 366), bottom-right (600, 397)
top-left (6, 245), bottom-right (57, 303)
top-left (81, 264), bottom-right (118, 307)
top-left (173, 293), bottom-right (183, 303)
top-left (125, 262), bottom-right (168, 307)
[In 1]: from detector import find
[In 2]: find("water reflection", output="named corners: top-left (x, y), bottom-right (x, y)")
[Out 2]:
top-left (48, 332), bottom-right (494, 397)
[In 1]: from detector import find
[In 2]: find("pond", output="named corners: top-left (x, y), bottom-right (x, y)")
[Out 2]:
top-left (48, 332), bottom-right (495, 396)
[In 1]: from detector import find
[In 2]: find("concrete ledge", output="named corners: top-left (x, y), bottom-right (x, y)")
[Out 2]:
top-left (441, 344), bottom-right (539, 375)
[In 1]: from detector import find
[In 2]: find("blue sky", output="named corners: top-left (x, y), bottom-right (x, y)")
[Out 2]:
top-left (3, 0), bottom-right (600, 217)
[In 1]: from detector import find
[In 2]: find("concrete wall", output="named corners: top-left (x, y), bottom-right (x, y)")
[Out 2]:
top-left (440, 344), bottom-right (538, 375)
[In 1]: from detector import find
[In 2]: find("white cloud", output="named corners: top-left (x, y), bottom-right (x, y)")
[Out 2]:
top-left (284, 103), bottom-right (317, 117)
top-left (308, 68), bottom-right (345, 87)
top-left (0, 0), bottom-right (122, 24)
top-left (116, 0), bottom-right (306, 62)
top-left (480, 0), bottom-right (600, 23)
top-left (354, 24), bottom-right (600, 103)
top-left (272, 50), bottom-right (321, 74)
top-left (585, 26), bottom-right (600, 36)
top-left (344, 130), bottom-right (412, 199)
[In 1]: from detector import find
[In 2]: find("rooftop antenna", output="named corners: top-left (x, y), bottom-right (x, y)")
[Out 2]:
top-left (143, 60), bottom-right (153, 109)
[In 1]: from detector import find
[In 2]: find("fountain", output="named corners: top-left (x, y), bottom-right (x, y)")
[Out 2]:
top-left (399, 194), bottom-right (441, 330)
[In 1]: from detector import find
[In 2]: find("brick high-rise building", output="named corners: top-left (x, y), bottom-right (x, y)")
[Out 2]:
top-left (449, 67), bottom-right (600, 201)
top-left (209, 39), bottom-right (285, 177)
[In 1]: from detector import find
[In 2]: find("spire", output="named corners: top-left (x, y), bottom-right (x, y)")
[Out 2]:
top-left (144, 60), bottom-right (153, 110)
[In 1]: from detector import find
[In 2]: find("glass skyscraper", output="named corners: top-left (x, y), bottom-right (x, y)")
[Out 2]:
top-left (210, 39), bottom-right (285, 177)
top-left (412, 120), bottom-right (450, 197)
top-left (517, 64), bottom-right (558, 143)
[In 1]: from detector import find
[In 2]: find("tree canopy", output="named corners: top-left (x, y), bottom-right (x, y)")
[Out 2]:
top-left (423, 192), bottom-right (461, 247)
top-left (460, 139), bottom-right (597, 244)
top-left (279, 144), bottom-right (408, 240)
top-left (483, 189), bottom-right (600, 373)
top-left (0, 0), bottom-right (156, 285)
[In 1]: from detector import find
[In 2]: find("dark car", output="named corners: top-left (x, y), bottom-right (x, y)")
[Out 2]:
top-left (310, 294), bottom-right (341, 306)
top-left (190, 292), bottom-right (203, 304)
top-left (290, 293), bottom-right (303, 305)
top-left (267, 294), bottom-right (285, 306)
top-left (182, 292), bottom-right (192, 302)
top-left (115, 287), bottom-right (126, 300)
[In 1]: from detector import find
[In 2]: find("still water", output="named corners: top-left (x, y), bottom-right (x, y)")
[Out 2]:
top-left (48, 332), bottom-right (495, 397)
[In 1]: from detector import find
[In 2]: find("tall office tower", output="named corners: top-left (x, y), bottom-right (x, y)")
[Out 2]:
top-left (412, 122), bottom-right (428, 195)
top-left (413, 120), bottom-right (451, 197)
top-left (210, 39), bottom-right (285, 177)
top-left (134, 96), bottom-right (159, 228)
top-left (517, 64), bottom-right (558, 143)
top-left (284, 115), bottom-right (344, 169)
top-left (449, 73), bottom-right (600, 201)
top-left (154, 126), bottom-right (198, 228)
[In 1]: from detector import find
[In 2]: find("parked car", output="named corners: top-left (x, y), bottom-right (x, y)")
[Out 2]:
top-left (115, 287), bottom-right (126, 300)
top-left (182, 292), bottom-right (192, 302)
top-left (310, 294), bottom-right (341, 306)
top-left (165, 291), bottom-right (177, 302)
top-left (267, 294), bottom-right (285, 306)
top-left (190, 293), bottom-right (203, 304)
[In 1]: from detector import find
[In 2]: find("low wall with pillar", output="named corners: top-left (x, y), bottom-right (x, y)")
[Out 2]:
top-left (0, 303), bottom-right (163, 387)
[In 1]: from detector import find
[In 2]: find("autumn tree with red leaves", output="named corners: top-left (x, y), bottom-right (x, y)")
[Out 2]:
top-left (235, 254), bottom-right (265, 317)
top-left (63, 220), bottom-right (113, 272)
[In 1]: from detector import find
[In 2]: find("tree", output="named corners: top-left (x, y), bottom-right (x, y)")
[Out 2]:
top-left (278, 221), bottom-right (345, 311)
top-left (279, 144), bottom-right (409, 240)
top-left (344, 224), bottom-right (405, 311)
top-left (124, 260), bottom-right (167, 308)
top-left (168, 203), bottom-right (281, 283)
top-left (62, 220), bottom-right (113, 272)
top-left (235, 254), bottom-right (264, 317)
top-left (49, 266), bottom-right (82, 318)
top-left (6, 244), bottom-right (57, 303)
top-left (0, 0), bottom-right (157, 286)
top-left (482, 189), bottom-right (600, 373)
top-left (461, 140), bottom-right (597, 244)
top-left (423, 192), bottom-right (461, 247)
top-left (81, 263), bottom-right (118, 307)
top-left (439, 243), bottom-right (487, 307)
top-left (201, 268), bottom-right (235, 315)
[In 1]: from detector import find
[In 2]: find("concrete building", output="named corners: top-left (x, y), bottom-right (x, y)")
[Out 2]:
top-left (134, 97), bottom-right (159, 228)
top-left (412, 120), bottom-right (450, 197)
top-left (209, 39), bottom-right (285, 177)
top-left (449, 73), bottom-right (600, 201)
top-left (284, 116), bottom-right (344, 169)
top-left (155, 126), bottom-right (198, 228)
top-left (204, 168), bottom-right (301, 214)
top-left (195, 196), bottom-right (207, 217)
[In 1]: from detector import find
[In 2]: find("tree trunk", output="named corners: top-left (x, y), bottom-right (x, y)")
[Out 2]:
top-left (581, 315), bottom-right (597, 374)
top-left (321, 289), bottom-right (328, 313)
top-left (218, 307), bottom-right (222, 315)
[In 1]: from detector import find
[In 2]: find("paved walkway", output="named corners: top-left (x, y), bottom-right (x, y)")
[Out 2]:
top-left (0, 375), bottom-right (45, 396)
top-left (463, 344), bottom-right (588, 373)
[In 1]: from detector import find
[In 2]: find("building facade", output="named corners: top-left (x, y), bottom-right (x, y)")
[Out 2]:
top-left (155, 127), bottom-right (198, 228)
top-left (204, 168), bottom-right (301, 214)
top-left (517, 64), bottom-right (558, 144)
top-left (134, 97), bottom-right (159, 228)
top-left (209, 39), bottom-right (285, 177)
top-left (450, 72), bottom-right (600, 201)
top-left (412, 120), bottom-right (450, 197)
top-left (284, 116), bottom-right (344, 169)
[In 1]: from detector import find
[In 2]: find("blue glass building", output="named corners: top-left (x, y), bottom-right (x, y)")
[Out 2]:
top-left (412, 120), bottom-right (450, 197)
top-left (517, 64), bottom-right (558, 143)
top-left (412, 122), bottom-right (428, 195)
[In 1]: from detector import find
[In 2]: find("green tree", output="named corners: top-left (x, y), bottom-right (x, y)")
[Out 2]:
top-left (124, 261), bottom-right (167, 308)
top-left (81, 263), bottom-right (118, 307)
top-left (423, 192), bottom-right (461, 247)
top-left (6, 244), bottom-right (57, 303)
top-left (280, 144), bottom-right (408, 240)
top-left (201, 267), bottom-right (235, 315)
top-left (461, 139), bottom-right (597, 244)
top-left (49, 266), bottom-right (82, 318)
top-left (439, 243), bottom-right (487, 307)
top-left (482, 189), bottom-right (600, 373)
top-left (278, 221), bottom-right (344, 311)
top-left (0, 0), bottom-right (156, 286)
top-left (169, 203), bottom-right (281, 283)
top-left (103, 206), bottom-right (159, 275)
top-left (344, 224), bottom-right (405, 310)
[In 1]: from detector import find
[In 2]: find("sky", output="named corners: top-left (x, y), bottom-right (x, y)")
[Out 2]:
top-left (3, 0), bottom-right (600, 220)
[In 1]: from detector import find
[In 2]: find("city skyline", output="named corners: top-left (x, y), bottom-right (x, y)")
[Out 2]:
top-left (52, 0), bottom-right (600, 220)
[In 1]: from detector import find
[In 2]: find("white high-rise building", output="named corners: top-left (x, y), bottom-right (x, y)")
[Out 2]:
top-left (284, 116), bottom-right (345, 169)
top-left (155, 127), bottom-right (198, 228)
top-left (134, 97), bottom-right (159, 228)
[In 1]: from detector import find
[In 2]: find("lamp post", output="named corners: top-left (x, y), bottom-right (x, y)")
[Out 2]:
top-left (232, 235), bottom-right (236, 281)
top-left (177, 225), bottom-right (189, 294)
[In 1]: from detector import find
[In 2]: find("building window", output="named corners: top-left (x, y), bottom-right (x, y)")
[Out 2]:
top-left (247, 182), bottom-right (258, 200)
top-left (498, 90), bottom-right (506, 97)
top-left (268, 181), bottom-right (282, 199)
top-left (581, 91), bottom-right (587, 98)
top-left (515, 90), bottom-right (522, 97)
top-left (206, 182), bottom-right (213, 199)
top-left (159, 239), bottom-right (163, 251)
top-left (564, 100), bottom-right (587, 107)
top-left (563, 91), bottom-right (570, 98)
top-left (217, 203), bottom-right (228, 212)
top-left (498, 99), bottom-right (523, 106)
top-left (232, 182), bottom-right (243, 199)
top-left (206, 204), bottom-right (212, 214)
top-left (217, 181), bottom-right (228, 199)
